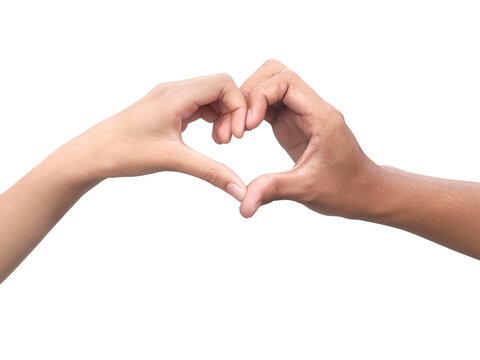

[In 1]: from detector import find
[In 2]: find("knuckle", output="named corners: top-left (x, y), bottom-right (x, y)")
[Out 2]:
top-left (217, 72), bottom-right (234, 83)
top-left (248, 85), bottom-right (261, 100)
top-left (269, 177), bottom-right (280, 203)
top-left (326, 107), bottom-right (345, 127)
top-left (150, 83), bottom-right (169, 97)
top-left (281, 68), bottom-right (299, 81)
top-left (334, 109), bottom-right (345, 124)
top-left (263, 58), bottom-right (284, 68)
top-left (258, 175), bottom-right (278, 204)
top-left (202, 166), bottom-right (223, 187)
top-left (249, 92), bottom-right (268, 115)
top-left (247, 87), bottom-right (263, 106)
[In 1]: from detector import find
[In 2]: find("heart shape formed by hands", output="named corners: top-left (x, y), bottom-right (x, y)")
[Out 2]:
top-left (1, 59), bottom-right (475, 286)
top-left (193, 59), bottom-right (377, 220)
top-left (89, 59), bottom-right (376, 221)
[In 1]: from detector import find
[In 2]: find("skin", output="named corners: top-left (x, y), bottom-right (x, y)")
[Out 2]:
top-left (0, 73), bottom-right (248, 283)
top-left (239, 59), bottom-right (480, 259)
top-left (1, 61), bottom-right (479, 283)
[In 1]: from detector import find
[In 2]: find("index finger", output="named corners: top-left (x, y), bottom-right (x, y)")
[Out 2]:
top-left (245, 68), bottom-right (317, 130)
top-left (179, 73), bottom-right (247, 139)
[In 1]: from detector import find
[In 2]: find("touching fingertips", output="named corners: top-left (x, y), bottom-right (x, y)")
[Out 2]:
top-left (246, 105), bottom-right (264, 130)
top-left (246, 108), bottom-right (254, 129)
top-left (231, 112), bottom-right (246, 139)
top-left (232, 127), bottom-right (243, 139)
top-left (220, 126), bottom-right (232, 144)
top-left (215, 115), bottom-right (232, 143)
top-left (239, 199), bottom-right (261, 218)
top-left (238, 183), bottom-right (263, 218)
top-left (212, 124), bottom-right (222, 144)
top-left (239, 202), bottom-right (251, 218)
top-left (249, 201), bottom-right (262, 217)
top-left (245, 88), bottom-right (264, 129)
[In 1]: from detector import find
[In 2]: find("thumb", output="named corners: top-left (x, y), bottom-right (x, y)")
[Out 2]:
top-left (240, 170), bottom-right (303, 218)
top-left (172, 144), bottom-right (246, 202)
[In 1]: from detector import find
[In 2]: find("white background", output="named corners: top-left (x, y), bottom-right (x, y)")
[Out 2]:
top-left (1, 0), bottom-right (479, 359)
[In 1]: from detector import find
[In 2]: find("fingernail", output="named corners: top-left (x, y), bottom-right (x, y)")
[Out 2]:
top-left (226, 183), bottom-right (246, 202)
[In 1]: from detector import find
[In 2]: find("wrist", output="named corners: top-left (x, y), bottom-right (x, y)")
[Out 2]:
top-left (51, 135), bottom-right (107, 189)
top-left (351, 165), bottom-right (404, 223)
top-left (334, 163), bottom-right (394, 222)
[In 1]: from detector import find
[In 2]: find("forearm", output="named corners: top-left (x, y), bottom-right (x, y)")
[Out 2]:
top-left (0, 74), bottom-right (249, 283)
top-left (0, 139), bottom-right (102, 283)
top-left (363, 166), bottom-right (480, 259)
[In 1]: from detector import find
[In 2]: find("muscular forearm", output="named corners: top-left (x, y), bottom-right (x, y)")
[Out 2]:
top-left (0, 140), bottom-right (101, 283)
top-left (364, 166), bottom-right (480, 259)
top-left (238, 60), bottom-right (480, 259)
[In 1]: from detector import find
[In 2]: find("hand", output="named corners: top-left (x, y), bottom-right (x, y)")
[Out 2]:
top-left (239, 60), bottom-right (383, 218)
top-left (0, 72), bottom-right (250, 282)
top-left (68, 73), bottom-right (248, 201)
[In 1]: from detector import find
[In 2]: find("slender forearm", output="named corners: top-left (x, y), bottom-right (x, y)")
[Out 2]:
top-left (364, 166), bottom-right (480, 259)
top-left (0, 74), bottom-right (249, 284)
top-left (0, 140), bottom-right (101, 283)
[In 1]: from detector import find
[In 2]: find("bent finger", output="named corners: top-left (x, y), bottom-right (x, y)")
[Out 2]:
top-left (239, 169), bottom-right (305, 218)
top-left (172, 143), bottom-right (246, 202)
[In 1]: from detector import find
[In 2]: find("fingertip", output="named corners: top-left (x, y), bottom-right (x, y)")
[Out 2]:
top-left (240, 180), bottom-right (264, 218)
top-left (231, 123), bottom-right (245, 139)
top-left (211, 126), bottom-right (223, 144)
top-left (240, 198), bottom-right (262, 218)
top-left (233, 131), bottom-right (244, 139)
top-left (245, 108), bottom-right (254, 130)
top-left (232, 132), bottom-right (243, 140)
top-left (239, 206), bottom-right (251, 218)
top-left (215, 113), bottom-right (233, 144)
top-left (239, 202), bottom-right (253, 218)
top-left (246, 108), bottom-right (263, 130)
top-left (223, 128), bottom-right (233, 144)
top-left (232, 123), bottom-right (245, 139)
top-left (231, 108), bottom-right (247, 139)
